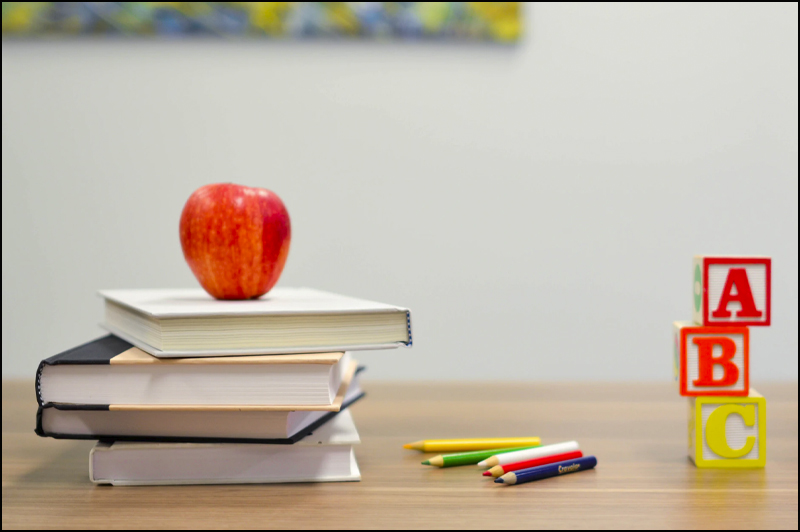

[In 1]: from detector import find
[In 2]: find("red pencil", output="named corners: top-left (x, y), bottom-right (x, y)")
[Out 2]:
top-left (483, 450), bottom-right (584, 477)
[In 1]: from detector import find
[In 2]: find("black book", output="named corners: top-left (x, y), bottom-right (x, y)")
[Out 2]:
top-left (35, 335), bottom-right (365, 443)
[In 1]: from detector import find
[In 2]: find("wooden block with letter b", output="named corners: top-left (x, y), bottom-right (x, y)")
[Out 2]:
top-left (688, 390), bottom-right (766, 468)
top-left (674, 322), bottom-right (749, 397)
top-left (692, 256), bottom-right (771, 326)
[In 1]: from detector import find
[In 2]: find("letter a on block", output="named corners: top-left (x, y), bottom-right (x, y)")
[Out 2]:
top-left (688, 390), bottom-right (766, 468)
top-left (692, 256), bottom-right (771, 326)
top-left (674, 322), bottom-right (749, 396)
top-left (712, 269), bottom-right (762, 319)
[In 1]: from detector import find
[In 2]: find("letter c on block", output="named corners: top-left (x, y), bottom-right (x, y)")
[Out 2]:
top-left (705, 404), bottom-right (756, 458)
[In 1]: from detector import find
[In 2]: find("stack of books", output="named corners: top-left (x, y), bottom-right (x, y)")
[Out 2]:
top-left (35, 287), bottom-right (412, 485)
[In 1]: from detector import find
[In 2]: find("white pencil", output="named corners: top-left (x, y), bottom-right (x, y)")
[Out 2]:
top-left (477, 440), bottom-right (580, 468)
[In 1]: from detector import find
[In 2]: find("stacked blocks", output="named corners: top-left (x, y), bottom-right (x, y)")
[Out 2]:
top-left (675, 256), bottom-right (771, 469)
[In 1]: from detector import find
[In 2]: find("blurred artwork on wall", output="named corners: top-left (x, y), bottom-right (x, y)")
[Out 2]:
top-left (2, 2), bottom-right (521, 43)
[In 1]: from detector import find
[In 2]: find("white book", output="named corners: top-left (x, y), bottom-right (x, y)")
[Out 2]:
top-left (90, 410), bottom-right (362, 486)
top-left (37, 335), bottom-right (356, 409)
top-left (99, 287), bottom-right (412, 357)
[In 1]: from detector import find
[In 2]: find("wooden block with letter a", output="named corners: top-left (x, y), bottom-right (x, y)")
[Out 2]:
top-left (692, 256), bottom-right (771, 326)
top-left (674, 322), bottom-right (749, 397)
top-left (688, 389), bottom-right (766, 468)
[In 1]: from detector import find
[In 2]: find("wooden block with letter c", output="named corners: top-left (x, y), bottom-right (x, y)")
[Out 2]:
top-left (688, 390), bottom-right (766, 468)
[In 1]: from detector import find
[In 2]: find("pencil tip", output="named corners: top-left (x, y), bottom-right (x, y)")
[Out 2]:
top-left (403, 444), bottom-right (413, 450)
top-left (477, 460), bottom-right (487, 467)
top-left (403, 441), bottom-right (422, 451)
top-left (421, 460), bottom-right (430, 465)
top-left (482, 471), bottom-right (491, 477)
top-left (495, 478), bottom-right (504, 484)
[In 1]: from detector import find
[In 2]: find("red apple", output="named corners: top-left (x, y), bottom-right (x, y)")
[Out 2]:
top-left (179, 183), bottom-right (291, 300)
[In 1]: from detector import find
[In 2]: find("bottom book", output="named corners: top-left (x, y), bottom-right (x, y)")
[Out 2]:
top-left (90, 410), bottom-right (361, 486)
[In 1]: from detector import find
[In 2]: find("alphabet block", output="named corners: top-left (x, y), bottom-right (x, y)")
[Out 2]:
top-left (692, 256), bottom-right (771, 326)
top-left (688, 390), bottom-right (766, 468)
top-left (674, 322), bottom-right (749, 397)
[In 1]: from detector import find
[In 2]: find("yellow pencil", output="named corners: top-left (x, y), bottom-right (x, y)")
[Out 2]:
top-left (402, 438), bottom-right (540, 453)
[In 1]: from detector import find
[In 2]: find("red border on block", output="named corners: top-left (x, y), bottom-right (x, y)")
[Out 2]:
top-left (702, 257), bottom-right (771, 326)
top-left (679, 325), bottom-right (749, 397)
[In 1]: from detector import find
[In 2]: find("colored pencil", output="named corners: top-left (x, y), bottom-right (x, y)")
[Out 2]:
top-left (483, 450), bottom-right (583, 477)
top-left (478, 440), bottom-right (579, 468)
top-left (422, 446), bottom-right (540, 468)
top-left (495, 456), bottom-right (597, 485)
top-left (403, 437), bottom-right (541, 453)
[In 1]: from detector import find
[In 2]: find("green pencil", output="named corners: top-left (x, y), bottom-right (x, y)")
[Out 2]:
top-left (421, 445), bottom-right (541, 468)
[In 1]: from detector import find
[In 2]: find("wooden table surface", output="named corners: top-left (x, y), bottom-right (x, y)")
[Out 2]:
top-left (3, 380), bottom-right (798, 529)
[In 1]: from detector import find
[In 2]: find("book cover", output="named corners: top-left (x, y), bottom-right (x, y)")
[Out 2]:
top-left (99, 287), bottom-right (412, 357)
top-left (89, 410), bottom-right (363, 485)
top-left (36, 335), bottom-right (357, 410)
top-left (35, 385), bottom-right (365, 444)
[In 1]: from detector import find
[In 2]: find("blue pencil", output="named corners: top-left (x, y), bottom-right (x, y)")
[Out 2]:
top-left (495, 456), bottom-right (597, 485)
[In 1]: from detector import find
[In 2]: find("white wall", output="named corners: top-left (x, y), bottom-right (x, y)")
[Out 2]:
top-left (2, 3), bottom-right (798, 381)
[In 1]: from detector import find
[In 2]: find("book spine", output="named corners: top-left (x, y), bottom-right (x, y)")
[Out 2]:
top-left (406, 310), bottom-right (413, 346)
top-left (34, 405), bottom-right (45, 436)
top-left (34, 360), bottom-right (47, 406)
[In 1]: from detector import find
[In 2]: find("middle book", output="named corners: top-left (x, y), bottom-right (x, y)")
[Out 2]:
top-left (35, 335), bottom-right (363, 444)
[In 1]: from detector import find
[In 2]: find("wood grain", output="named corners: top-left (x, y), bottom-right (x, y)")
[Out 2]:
top-left (3, 380), bottom-right (797, 529)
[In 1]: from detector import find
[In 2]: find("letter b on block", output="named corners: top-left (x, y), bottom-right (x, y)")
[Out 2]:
top-left (674, 322), bottom-right (749, 396)
top-left (688, 390), bottom-right (766, 468)
top-left (693, 256), bottom-right (771, 326)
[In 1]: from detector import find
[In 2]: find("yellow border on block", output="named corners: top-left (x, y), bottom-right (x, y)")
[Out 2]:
top-left (692, 390), bottom-right (766, 469)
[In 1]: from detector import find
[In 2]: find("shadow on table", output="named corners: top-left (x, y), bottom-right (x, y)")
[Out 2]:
top-left (16, 441), bottom-right (95, 486)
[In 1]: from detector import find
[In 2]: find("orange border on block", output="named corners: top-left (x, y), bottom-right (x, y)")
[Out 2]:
top-left (679, 325), bottom-right (749, 397)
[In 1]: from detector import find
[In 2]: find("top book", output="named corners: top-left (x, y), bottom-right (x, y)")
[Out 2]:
top-left (100, 287), bottom-right (412, 358)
